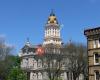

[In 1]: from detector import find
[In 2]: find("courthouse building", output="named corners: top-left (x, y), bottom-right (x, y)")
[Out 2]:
top-left (19, 11), bottom-right (84, 80)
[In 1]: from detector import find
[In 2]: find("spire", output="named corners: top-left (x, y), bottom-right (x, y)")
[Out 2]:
top-left (25, 37), bottom-right (31, 46)
top-left (47, 10), bottom-right (58, 24)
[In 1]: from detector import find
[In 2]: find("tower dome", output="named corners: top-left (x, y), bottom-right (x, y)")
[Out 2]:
top-left (47, 11), bottom-right (58, 24)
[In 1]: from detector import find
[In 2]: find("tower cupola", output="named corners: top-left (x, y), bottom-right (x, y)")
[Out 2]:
top-left (43, 11), bottom-right (62, 46)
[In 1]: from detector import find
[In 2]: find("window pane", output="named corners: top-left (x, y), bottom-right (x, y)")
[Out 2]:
top-left (94, 52), bottom-right (99, 64)
top-left (96, 71), bottom-right (99, 80)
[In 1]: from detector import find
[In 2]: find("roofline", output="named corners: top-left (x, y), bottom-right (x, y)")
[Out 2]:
top-left (84, 27), bottom-right (100, 32)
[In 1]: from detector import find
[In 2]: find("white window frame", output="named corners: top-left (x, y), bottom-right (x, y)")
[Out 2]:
top-left (38, 72), bottom-right (42, 79)
top-left (98, 39), bottom-right (100, 47)
top-left (94, 52), bottom-right (99, 65)
top-left (32, 73), bottom-right (37, 80)
top-left (93, 40), bottom-right (97, 48)
top-left (38, 59), bottom-right (42, 68)
top-left (94, 71), bottom-right (99, 80)
top-left (93, 40), bottom-right (100, 48)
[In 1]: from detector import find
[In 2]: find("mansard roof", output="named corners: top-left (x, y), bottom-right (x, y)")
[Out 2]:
top-left (22, 44), bottom-right (35, 50)
top-left (21, 44), bottom-right (37, 53)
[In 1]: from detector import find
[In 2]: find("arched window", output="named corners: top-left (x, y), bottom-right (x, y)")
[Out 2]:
top-left (38, 72), bottom-right (42, 80)
top-left (38, 59), bottom-right (42, 68)
top-left (33, 73), bottom-right (37, 80)
top-left (34, 59), bottom-right (37, 69)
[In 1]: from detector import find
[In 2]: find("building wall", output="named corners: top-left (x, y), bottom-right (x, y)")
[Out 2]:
top-left (84, 27), bottom-right (100, 80)
top-left (20, 52), bottom-right (84, 80)
top-left (88, 38), bottom-right (100, 80)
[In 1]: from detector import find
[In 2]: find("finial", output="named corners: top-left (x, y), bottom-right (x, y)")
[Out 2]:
top-left (46, 9), bottom-right (59, 24)
top-left (50, 9), bottom-right (55, 16)
top-left (51, 9), bottom-right (54, 13)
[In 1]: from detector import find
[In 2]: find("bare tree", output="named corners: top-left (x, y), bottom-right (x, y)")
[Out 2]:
top-left (0, 36), bottom-right (14, 60)
top-left (43, 44), bottom-right (63, 80)
top-left (42, 42), bottom-right (87, 80)
top-left (63, 42), bottom-right (87, 80)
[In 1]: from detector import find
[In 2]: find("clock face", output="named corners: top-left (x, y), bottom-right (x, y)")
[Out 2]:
top-left (36, 47), bottom-right (44, 56)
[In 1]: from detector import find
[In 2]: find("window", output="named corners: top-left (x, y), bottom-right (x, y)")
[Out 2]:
top-left (93, 40), bottom-right (97, 48)
top-left (94, 52), bottom-right (99, 65)
top-left (38, 72), bottom-right (42, 79)
top-left (24, 58), bottom-right (28, 68)
top-left (98, 39), bottom-right (100, 47)
top-left (95, 71), bottom-right (99, 80)
top-left (61, 61), bottom-right (65, 69)
top-left (95, 54), bottom-right (99, 63)
top-left (34, 60), bottom-right (37, 69)
top-left (38, 59), bottom-right (42, 68)
top-left (93, 39), bottom-right (100, 48)
top-left (33, 73), bottom-right (37, 80)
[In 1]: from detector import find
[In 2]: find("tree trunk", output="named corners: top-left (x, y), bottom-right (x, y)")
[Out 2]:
top-left (73, 73), bottom-right (77, 80)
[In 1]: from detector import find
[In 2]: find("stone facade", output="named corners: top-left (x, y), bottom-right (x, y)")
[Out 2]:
top-left (84, 27), bottom-right (100, 80)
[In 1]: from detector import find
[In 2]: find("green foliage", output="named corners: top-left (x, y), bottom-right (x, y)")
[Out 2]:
top-left (0, 37), bottom-right (26, 80)
top-left (0, 55), bottom-right (16, 80)
top-left (6, 56), bottom-right (27, 80)
top-left (54, 77), bottom-right (62, 80)
top-left (0, 37), bottom-right (16, 80)
top-left (7, 67), bottom-right (27, 80)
